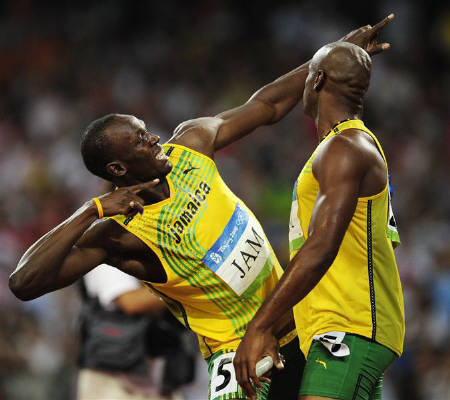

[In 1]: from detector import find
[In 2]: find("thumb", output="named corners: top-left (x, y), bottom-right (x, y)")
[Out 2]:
top-left (273, 352), bottom-right (285, 370)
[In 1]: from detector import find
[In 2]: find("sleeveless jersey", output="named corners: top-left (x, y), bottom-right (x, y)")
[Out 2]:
top-left (111, 143), bottom-right (296, 358)
top-left (289, 120), bottom-right (405, 357)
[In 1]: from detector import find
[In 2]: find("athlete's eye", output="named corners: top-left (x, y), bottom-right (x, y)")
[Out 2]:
top-left (137, 131), bottom-right (146, 144)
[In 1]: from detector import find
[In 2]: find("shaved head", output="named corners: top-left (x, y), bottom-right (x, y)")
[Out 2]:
top-left (303, 42), bottom-right (372, 118)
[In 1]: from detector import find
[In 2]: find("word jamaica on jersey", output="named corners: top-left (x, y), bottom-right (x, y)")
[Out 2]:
top-left (111, 143), bottom-right (296, 358)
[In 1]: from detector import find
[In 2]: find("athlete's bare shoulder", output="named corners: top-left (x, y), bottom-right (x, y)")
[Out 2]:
top-left (313, 128), bottom-right (386, 197)
top-left (315, 128), bottom-right (381, 165)
top-left (339, 128), bottom-right (380, 151)
top-left (167, 117), bottom-right (223, 158)
top-left (338, 128), bottom-right (386, 170)
top-left (313, 129), bottom-right (366, 174)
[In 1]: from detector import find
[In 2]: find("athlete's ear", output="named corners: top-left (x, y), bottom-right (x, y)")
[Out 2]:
top-left (313, 70), bottom-right (326, 92)
top-left (106, 161), bottom-right (127, 177)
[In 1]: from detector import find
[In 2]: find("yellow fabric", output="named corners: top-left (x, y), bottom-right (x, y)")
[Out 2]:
top-left (290, 120), bottom-right (405, 357)
top-left (111, 143), bottom-right (295, 358)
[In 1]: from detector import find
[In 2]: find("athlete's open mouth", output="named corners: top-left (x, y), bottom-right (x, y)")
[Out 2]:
top-left (154, 145), bottom-right (168, 161)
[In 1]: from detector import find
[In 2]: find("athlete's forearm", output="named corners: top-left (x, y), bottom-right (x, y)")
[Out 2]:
top-left (212, 61), bottom-right (310, 151)
top-left (250, 181), bottom-right (358, 332)
top-left (248, 235), bottom-right (336, 334)
top-left (249, 61), bottom-right (310, 124)
top-left (217, 61), bottom-right (310, 125)
top-left (9, 201), bottom-right (99, 300)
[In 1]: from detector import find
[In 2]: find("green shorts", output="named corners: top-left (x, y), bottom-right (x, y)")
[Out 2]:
top-left (207, 336), bottom-right (304, 400)
top-left (300, 334), bottom-right (397, 400)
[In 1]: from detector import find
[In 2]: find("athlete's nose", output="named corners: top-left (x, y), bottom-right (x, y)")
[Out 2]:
top-left (149, 134), bottom-right (160, 145)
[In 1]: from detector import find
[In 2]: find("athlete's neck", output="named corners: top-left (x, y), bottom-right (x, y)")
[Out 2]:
top-left (141, 178), bottom-right (170, 204)
top-left (315, 107), bottom-right (361, 142)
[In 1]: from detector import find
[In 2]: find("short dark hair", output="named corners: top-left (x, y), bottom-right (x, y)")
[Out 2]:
top-left (80, 114), bottom-right (119, 180)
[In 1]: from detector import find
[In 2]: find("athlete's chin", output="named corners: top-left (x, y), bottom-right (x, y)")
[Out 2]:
top-left (158, 160), bottom-right (173, 178)
top-left (165, 159), bottom-right (173, 173)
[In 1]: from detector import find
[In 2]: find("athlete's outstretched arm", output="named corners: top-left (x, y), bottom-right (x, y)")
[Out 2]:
top-left (170, 60), bottom-right (309, 157)
top-left (233, 134), bottom-right (369, 399)
top-left (9, 181), bottom-right (159, 301)
top-left (170, 14), bottom-right (394, 157)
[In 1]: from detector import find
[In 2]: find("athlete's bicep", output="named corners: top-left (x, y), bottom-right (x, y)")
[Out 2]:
top-left (49, 245), bottom-right (105, 290)
top-left (309, 136), bottom-right (366, 252)
top-left (52, 218), bottom-right (125, 292)
top-left (169, 98), bottom-right (275, 155)
top-left (45, 223), bottom-right (110, 293)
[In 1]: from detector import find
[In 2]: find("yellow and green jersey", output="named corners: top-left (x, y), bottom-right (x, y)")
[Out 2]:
top-left (289, 119), bottom-right (405, 358)
top-left (111, 143), bottom-right (295, 358)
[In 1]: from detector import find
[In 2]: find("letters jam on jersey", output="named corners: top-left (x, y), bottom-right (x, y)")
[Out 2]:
top-left (202, 204), bottom-right (274, 297)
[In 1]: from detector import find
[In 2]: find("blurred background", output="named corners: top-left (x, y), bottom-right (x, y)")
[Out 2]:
top-left (0, 0), bottom-right (449, 399)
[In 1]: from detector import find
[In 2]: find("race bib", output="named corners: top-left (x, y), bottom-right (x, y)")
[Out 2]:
top-left (313, 331), bottom-right (350, 357)
top-left (210, 353), bottom-right (238, 399)
top-left (202, 204), bottom-right (273, 297)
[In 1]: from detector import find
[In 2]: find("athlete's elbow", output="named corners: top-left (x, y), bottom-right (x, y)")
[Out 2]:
top-left (318, 248), bottom-right (339, 271)
top-left (9, 272), bottom-right (31, 301)
top-left (9, 267), bottom-right (42, 301)
top-left (308, 231), bottom-right (341, 270)
top-left (308, 242), bottom-right (339, 273)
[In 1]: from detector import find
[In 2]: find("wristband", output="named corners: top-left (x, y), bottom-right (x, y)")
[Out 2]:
top-left (92, 197), bottom-right (104, 219)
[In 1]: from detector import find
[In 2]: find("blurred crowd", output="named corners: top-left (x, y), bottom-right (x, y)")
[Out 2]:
top-left (0, 1), bottom-right (448, 399)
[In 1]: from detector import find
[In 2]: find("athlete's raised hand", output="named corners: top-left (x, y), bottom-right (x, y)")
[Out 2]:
top-left (94, 179), bottom-right (160, 218)
top-left (341, 13), bottom-right (395, 55)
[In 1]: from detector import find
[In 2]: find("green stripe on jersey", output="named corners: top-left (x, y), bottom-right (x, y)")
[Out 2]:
top-left (241, 254), bottom-right (275, 299)
top-left (289, 236), bottom-right (305, 253)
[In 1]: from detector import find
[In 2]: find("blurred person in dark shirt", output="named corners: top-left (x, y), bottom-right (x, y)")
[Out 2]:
top-left (77, 264), bottom-right (174, 399)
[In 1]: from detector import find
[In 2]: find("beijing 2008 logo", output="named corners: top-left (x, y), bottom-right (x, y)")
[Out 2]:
top-left (210, 252), bottom-right (223, 264)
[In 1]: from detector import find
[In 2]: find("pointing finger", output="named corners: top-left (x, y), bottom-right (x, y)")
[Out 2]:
top-left (130, 179), bottom-right (160, 193)
top-left (368, 42), bottom-right (391, 56)
top-left (370, 13), bottom-right (394, 36)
